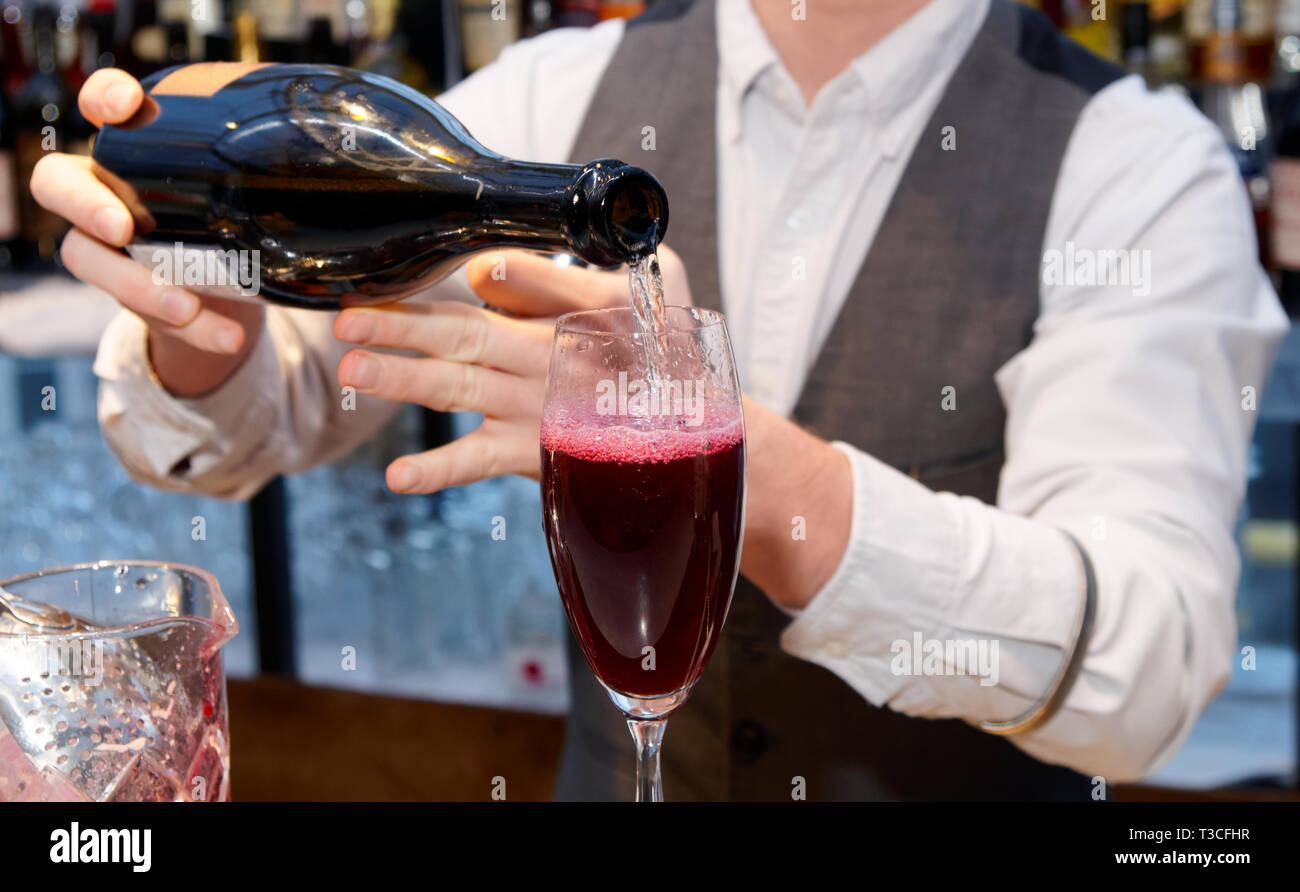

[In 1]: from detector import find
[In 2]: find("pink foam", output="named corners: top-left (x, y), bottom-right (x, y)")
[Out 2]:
top-left (541, 403), bottom-right (744, 464)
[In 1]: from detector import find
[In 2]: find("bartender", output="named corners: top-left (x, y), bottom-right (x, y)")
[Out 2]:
top-left (31, 0), bottom-right (1284, 799)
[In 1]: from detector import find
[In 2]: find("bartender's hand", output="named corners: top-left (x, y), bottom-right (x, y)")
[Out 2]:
top-left (335, 248), bottom-right (692, 492)
top-left (28, 68), bottom-right (261, 397)
top-left (334, 247), bottom-right (851, 608)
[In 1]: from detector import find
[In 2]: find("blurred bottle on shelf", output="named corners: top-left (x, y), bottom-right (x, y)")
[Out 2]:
top-left (1149, 0), bottom-right (1190, 87)
top-left (1187, 0), bottom-right (1273, 83)
top-left (553, 0), bottom-right (597, 27)
top-left (257, 0), bottom-right (303, 62)
top-left (199, 0), bottom-right (238, 62)
top-left (233, 7), bottom-right (262, 62)
top-left (182, 0), bottom-right (226, 62)
top-left (204, 30), bottom-right (232, 61)
top-left (0, 43), bottom-right (18, 273)
top-left (14, 3), bottom-right (72, 268)
top-left (163, 18), bottom-right (190, 65)
top-left (1122, 1), bottom-right (1153, 79)
top-left (523, 0), bottom-right (554, 36)
top-left (354, 0), bottom-right (430, 91)
top-left (132, 0), bottom-right (214, 72)
top-left (1272, 90), bottom-right (1300, 315)
top-left (114, 0), bottom-right (151, 76)
top-left (596, 1), bottom-right (644, 20)
top-left (458, 0), bottom-right (520, 74)
top-left (304, 15), bottom-right (340, 63)
top-left (128, 0), bottom-right (171, 75)
top-left (1198, 0), bottom-right (1273, 265)
top-left (1033, 0), bottom-right (1063, 27)
top-left (404, 0), bottom-right (455, 92)
top-left (1062, 0), bottom-right (1120, 62)
top-left (1, 3), bottom-right (26, 98)
top-left (300, 0), bottom-right (351, 64)
top-left (53, 3), bottom-right (85, 92)
top-left (1276, 0), bottom-right (1300, 91)
top-left (80, 0), bottom-right (121, 75)
top-left (57, 3), bottom-right (95, 161)
top-left (1272, 0), bottom-right (1300, 318)
top-left (343, 0), bottom-right (370, 60)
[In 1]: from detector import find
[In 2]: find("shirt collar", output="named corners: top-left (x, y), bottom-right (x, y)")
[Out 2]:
top-left (716, 0), bottom-right (781, 139)
top-left (716, 0), bottom-right (991, 154)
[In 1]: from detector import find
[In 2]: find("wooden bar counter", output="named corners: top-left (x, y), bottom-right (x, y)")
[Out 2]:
top-left (226, 677), bottom-right (566, 801)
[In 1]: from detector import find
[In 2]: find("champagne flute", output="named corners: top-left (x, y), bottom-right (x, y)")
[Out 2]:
top-left (540, 306), bottom-right (746, 802)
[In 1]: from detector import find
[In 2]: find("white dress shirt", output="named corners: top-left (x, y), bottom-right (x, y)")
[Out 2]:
top-left (93, 0), bottom-right (1288, 781)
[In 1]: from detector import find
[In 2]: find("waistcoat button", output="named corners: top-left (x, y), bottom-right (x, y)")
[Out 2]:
top-left (732, 719), bottom-right (768, 759)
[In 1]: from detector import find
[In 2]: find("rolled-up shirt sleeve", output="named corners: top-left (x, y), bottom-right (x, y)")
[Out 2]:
top-left (779, 78), bottom-right (1289, 781)
top-left (93, 302), bottom-right (406, 500)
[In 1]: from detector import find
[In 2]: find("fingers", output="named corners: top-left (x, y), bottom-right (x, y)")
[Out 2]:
top-left (386, 425), bottom-right (540, 493)
top-left (333, 301), bottom-right (550, 376)
top-left (338, 348), bottom-right (544, 416)
top-left (60, 228), bottom-right (247, 353)
top-left (463, 245), bottom-right (696, 317)
top-left (465, 250), bottom-right (631, 316)
top-left (30, 154), bottom-right (134, 246)
top-left (78, 68), bottom-right (145, 127)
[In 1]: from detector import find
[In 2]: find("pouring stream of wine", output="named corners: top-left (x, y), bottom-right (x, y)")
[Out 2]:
top-left (629, 252), bottom-right (670, 399)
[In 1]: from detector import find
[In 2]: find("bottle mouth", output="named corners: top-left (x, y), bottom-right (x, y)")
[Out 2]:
top-left (566, 160), bottom-right (669, 267)
top-left (601, 168), bottom-right (668, 259)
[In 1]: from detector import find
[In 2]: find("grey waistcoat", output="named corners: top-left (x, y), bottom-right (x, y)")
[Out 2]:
top-left (557, 0), bottom-right (1123, 800)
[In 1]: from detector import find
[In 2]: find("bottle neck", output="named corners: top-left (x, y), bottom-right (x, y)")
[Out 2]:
top-left (468, 160), bottom-right (589, 255)
top-left (470, 158), bottom-right (668, 266)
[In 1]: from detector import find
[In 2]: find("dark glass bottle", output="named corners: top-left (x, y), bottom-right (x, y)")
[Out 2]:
top-left (0, 4), bottom-right (27, 100)
top-left (82, 0), bottom-right (121, 75)
top-left (91, 62), bottom-right (668, 308)
top-left (354, 0), bottom-right (431, 92)
top-left (1279, 0), bottom-right (1300, 92)
top-left (0, 43), bottom-right (20, 272)
top-left (258, 0), bottom-right (307, 65)
top-left (554, 0), bottom-right (598, 28)
top-left (524, 1), bottom-right (556, 37)
top-left (304, 17), bottom-right (340, 65)
top-left (15, 4), bottom-right (73, 267)
top-left (1198, 0), bottom-right (1272, 265)
top-left (202, 0), bottom-right (235, 63)
top-left (124, 0), bottom-right (163, 77)
top-left (61, 3), bottom-right (101, 159)
top-left (1273, 84), bottom-right (1300, 315)
top-left (164, 20), bottom-right (190, 65)
top-left (1121, 2), bottom-right (1151, 81)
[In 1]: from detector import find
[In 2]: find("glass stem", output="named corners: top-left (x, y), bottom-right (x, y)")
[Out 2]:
top-left (627, 717), bottom-right (666, 802)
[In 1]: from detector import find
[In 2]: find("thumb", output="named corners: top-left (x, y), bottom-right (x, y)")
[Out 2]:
top-left (465, 250), bottom-right (627, 317)
top-left (465, 244), bottom-right (693, 317)
top-left (78, 68), bottom-right (145, 128)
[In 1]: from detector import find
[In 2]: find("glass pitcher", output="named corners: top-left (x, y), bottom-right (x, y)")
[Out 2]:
top-left (0, 561), bottom-right (238, 802)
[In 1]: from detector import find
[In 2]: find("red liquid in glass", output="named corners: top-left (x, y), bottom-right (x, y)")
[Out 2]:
top-left (541, 409), bottom-right (745, 699)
